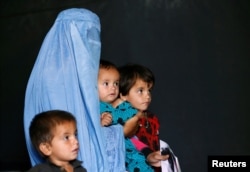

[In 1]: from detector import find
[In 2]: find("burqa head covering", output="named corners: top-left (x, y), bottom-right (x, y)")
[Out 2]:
top-left (23, 8), bottom-right (124, 172)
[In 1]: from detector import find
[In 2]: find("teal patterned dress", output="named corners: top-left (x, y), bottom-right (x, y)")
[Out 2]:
top-left (100, 101), bottom-right (154, 172)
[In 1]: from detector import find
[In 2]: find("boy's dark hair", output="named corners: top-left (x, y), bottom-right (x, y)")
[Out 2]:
top-left (99, 59), bottom-right (118, 70)
top-left (29, 110), bottom-right (76, 156)
top-left (118, 63), bottom-right (155, 96)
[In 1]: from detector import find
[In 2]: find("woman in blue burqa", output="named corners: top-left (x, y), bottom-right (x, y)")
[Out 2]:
top-left (24, 8), bottom-right (125, 172)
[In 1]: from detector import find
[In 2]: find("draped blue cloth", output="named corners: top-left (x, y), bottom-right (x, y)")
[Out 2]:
top-left (23, 8), bottom-right (125, 172)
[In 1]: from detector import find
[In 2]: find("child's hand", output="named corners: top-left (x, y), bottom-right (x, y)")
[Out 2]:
top-left (101, 112), bottom-right (112, 126)
top-left (147, 151), bottom-right (169, 167)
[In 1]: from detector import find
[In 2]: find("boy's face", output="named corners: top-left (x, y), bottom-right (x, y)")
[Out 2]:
top-left (122, 79), bottom-right (153, 112)
top-left (45, 121), bottom-right (79, 165)
top-left (98, 68), bottom-right (119, 103)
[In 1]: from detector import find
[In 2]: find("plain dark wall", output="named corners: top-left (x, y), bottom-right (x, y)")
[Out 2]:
top-left (1, 0), bottom-right (250, 171)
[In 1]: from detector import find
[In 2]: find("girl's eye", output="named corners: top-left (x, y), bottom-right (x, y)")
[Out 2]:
top-left (138, 89), bottom-right (143, 93)
top-left (114, 82), bottom-right (119, 87)
top-left (103, 82), bottom-right (108, 86)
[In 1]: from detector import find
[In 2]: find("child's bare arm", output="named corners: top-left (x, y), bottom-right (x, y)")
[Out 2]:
top-left (123, 111), bottom-right (143, 137)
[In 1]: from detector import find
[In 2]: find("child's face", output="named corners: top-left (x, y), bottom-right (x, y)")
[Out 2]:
top-left (122, 79), bottom-right (153, 112)
top-left (47, 121), bottom-right (79, 165)
top-left (98, 68), bottom-right (119, 103)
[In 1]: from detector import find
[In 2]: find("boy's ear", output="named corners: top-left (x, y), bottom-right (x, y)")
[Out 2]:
top-left (39, 142), bottom-right (52, 156)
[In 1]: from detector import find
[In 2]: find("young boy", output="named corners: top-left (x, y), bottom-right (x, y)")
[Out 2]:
top-left (118, 63), bottom-right (181, 172)
top-left (27, 110), bottom-right (87, 172)
top-left (98, 60), bottom-right (168, 172)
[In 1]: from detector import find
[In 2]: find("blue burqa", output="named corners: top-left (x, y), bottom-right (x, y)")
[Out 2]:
top-left (24, 8), bottom-right (125, 172)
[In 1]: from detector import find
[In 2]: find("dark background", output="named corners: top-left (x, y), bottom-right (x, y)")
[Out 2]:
top-left (1, 0), bottom-right (249, 171)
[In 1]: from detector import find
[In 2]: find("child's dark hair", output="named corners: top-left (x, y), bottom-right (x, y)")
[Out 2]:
top-left (99, 59), bottom-right (118, 70)
top-left (118, 63), bottom-right (155, 96)
top-left (29, 110), bottom-right (76, 156)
